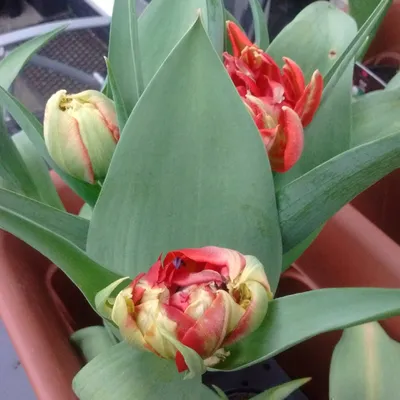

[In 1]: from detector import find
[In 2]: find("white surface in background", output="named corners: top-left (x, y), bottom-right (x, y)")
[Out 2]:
top-left (0, 320), bottom-right (36, 400)
top-left (85, 0), bottom-right (149, 17)
top-left (85, 0), bottom-right (114, 16)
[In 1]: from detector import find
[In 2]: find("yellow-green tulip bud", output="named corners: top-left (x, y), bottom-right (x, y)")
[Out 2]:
top-left (44, 90), bottom-right (120, 183)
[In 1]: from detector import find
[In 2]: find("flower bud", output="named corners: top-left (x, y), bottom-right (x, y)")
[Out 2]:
top-left (97, 247), bottom-right (272, 375)
top-left (44, 90), bottom-right (119, 183)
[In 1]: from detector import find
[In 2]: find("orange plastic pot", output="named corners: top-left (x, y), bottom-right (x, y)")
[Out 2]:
top-left (0, 173), bottom-right (98, 400)
top-left (276, 203), bottom-right (400, 399)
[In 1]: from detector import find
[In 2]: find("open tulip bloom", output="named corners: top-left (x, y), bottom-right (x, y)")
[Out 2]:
top-left (0, 0), bottom-right (399, 399)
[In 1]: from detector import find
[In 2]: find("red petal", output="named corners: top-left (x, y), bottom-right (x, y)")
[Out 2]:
top-left (268, 107), bottom-right (304, 173)
top-left (162, 304), bottom-right (195, 342)
top-left (175, 291), bottom-right (229, 372)
top-left (282, 57), bottom-right (305, 102)
top-left (294, 70), bottom-right (323, 127)
top-left (226, 21), bottom-right (253, 57)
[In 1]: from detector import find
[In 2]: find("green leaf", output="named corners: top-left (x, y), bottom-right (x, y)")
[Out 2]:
top-left (351, 89), bottom-right (400, 147)
top-left (71, 326), bottom-right (116, 363)
top-left (0, 86), bottom-right (101, 207)
top-left (205, 0), bottom-right (225, 55)
top-left (278, 129), bottom-right (400, 252)
top-left (268, 2), bottom-right (357, 79)
top-left (104, 58), bottom-right (129, 130)
top-left (282, 225), bottom-right (323, 271)
top-left (0, 26), bottom-right (64, 89)
top-left (0, 188), bottom-right (119, 307)
top-left (12, 131), bottom-right (64, 209)
top-left (0, 116), bottom-right (40, 199)
top-left (108, 0), bottom-right (143, 114)
top-left (139, 0), bottom-right (222, 85)
top-left (73, 342), bottom-right (219, 400)
top-left (330, 321), bottom-right (400, 399)
top-left (323, 0), bottom-right (391, 97)
top-left (250, 0), bottom-right (269, 49)
top-left (0, 187), bottom-right (88, 250)
top-left (268, 2), bottom-right (357, 187)
top-left (88, 20), bottom-right (282, 289)
top-left (217, 288), bottom-right (400, 370)
top-left (253, 378), bottom-right (311, 400)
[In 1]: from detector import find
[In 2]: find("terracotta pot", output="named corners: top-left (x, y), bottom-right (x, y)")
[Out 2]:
top-left (0, 173), bottom-right (98, 400)
top-left (276, 203), bottom-right (400, 399)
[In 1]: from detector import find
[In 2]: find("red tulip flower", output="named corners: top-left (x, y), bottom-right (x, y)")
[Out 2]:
top-left (224, 21), bottom-right (323, 172)
top-left (101, 247), bottom-right (272, 375)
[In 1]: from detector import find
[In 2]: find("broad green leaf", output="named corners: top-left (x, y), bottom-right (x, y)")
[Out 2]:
top-left (0, 188), bottom-right (119, 307)
top-left (253, 378), bottom-right (311, 400)
top-left (71, 326), bottom-right (116, 363)
top-left (79, 203), bottom-right (93, 220)
top-left (282, 225), bottom-right (323, 271)
top-left (330, 322), bottom-right (400, 399)
top-left (139, 0), bottom-right (223, 85)
top-left (323, 0), bottom-right (391, 96)
top-left (0, 115), bottom-right (40, 199)
top-left (12, 131), bottom-right (64, 209)
top-left (0, 26), bottom-right (64, 89)
top-left (0, 86), bottom-right (101, 207)
top-left (73, 342), bottom-right (219, 400)
top-left (104, 58), bottom-right (129, 130)
top-left (217, 288), bottom-right (400, 370)
top-left (278, 129), bottom-right (400, 252)
top-left (268, 2), bottom-right (357, 187)
top-left (88, 20), bottom-right (282, 289)
top-left (268, 2), bottom-right (356, 79)
top-left (386, 71), bottom-right (400, 90)
top-left (0, 187), bottom-right (88, 250)
top-left (205, 0), bottom-right (225, 56)
top-left (108, 0), bottom-right (143, 115)
top-left (351, 89), bottom-right (400, 147)
top-left (250, 0), bottom-right (269, 49)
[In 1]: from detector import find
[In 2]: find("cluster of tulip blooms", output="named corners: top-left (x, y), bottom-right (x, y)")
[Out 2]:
top-left (43, 22), bottom-right (323, 374)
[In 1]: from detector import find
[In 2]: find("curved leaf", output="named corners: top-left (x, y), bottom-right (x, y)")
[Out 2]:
top-left (0, 188), bottom-right (119, 307)
top-left (0, 26), bottom-right (64, 89)
top-left (12, 131), bottom-right (63, 209)
top-left (0, 187), bottom-right (87, 249)
top-left (351, 89), bottom-right (400, 147)
top-left (217, 288), bottom-right (400, 370)
top-left (330, 322), bottom-right (400, 399)
top-left (250, 0), bottom-right (269, 49)
top-left (253, 378), bottom-right (311, 400)
top-left (108, 0), bottom-right (143, 115)
top-left (73, 342), bottom-right (219, 400)
top-left (278, 129), bottom-right (400, 252)
top-left (88, 20), bottom-right (282, 290)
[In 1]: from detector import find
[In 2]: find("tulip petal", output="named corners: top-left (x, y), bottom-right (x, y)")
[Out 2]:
top-left (162, 304), bottom-right (196, 341)
top-left (111, 288), bottom-right (148, 350)
top-left (176, 291), bottom-right (229, 372)
top-left (239, 255), bottom-right (272, 296)
top-left (223, 280), bottom-right (269, 346)
top-left (268, 106), bottom-right (304, 173)
top-left (171, 247), bottom-right (246, 283)
top-left (294, 70), bottom-right (324, 127)
top-left (94, 276), bottom-right (130, 319)
top-left (282, 57), bottom-right (306, 101)
top-left (226, 21), bottom-right (253, 58)
top-left (159, 325), bottom-right (206, 379)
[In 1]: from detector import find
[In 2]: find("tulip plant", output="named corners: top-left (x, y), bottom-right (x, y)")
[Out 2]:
top-left (0, 0), bottom-right (399, 398)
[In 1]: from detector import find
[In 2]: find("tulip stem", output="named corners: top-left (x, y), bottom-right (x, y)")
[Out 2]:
top-left (128, 0), bottom-right (144, 99)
